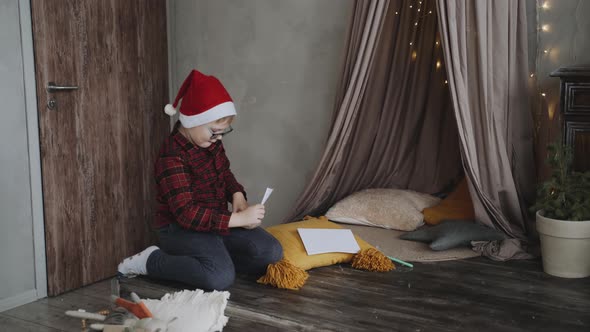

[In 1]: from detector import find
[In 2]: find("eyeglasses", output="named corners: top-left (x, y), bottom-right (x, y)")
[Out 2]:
top-left (208, 126), bottom-right (233, 140)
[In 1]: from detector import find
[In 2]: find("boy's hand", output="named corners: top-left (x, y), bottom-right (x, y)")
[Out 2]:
top-left (242, 224), bottom-right (259, 230)
top-left (232, 192), bottom-right (249, 213)
top-left (229, 204), bottom-right (265, 229)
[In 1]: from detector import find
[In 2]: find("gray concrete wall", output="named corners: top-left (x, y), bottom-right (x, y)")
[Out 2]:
top-left (168, 0), bottom-right (354, 225)
top-left (0, 0), bottom-right (37, 309)
top-left (530, 0), bottom-right (590, 177)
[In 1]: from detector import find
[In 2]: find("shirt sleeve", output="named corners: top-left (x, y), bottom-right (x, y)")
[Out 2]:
top-left (155, 155), bottom-right (231, 234)
top-left (219, 145), bottom-right (247, 202)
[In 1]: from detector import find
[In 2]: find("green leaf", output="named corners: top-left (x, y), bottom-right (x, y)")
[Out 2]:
top-left (532, 140), bottom-right (590, 221)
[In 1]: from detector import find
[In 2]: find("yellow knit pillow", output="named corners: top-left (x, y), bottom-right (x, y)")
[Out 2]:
top-left (265, 216), bottom-right (375, 270)
top-left (422, 178), bottom-right (476, 225)
top-left (257, 216), bottom-right (394, 290)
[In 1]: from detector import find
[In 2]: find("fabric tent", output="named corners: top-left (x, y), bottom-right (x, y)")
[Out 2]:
top-left (287, 0), bottom-right (536, 260)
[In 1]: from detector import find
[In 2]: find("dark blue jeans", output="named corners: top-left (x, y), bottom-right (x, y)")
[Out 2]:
top-left (146, 223), bottom-right (283, 291)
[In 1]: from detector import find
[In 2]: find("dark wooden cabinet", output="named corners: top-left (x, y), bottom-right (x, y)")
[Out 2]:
top-left (550, 65), bottom-right (590, 172)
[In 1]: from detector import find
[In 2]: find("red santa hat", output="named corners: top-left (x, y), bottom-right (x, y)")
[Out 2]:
top-left (164, 70), bottom-right (237, 128)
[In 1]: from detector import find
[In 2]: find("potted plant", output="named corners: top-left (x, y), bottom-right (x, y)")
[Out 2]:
top-left (531, 142), bottom-right (590, 278)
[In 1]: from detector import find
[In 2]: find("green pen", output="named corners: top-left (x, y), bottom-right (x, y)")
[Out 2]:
top-left (387, 256), bottom-right (413, 268)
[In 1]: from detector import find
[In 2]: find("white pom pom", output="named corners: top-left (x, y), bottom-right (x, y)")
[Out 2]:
top-left (164, 104), bottom-right (176, 116)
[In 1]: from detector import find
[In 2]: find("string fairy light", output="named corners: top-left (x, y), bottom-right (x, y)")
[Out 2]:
top-left (400, 1), bottom-right (446, 86)
top-left (406, 1), bottom-right (431, 45)
top-left (533, 0), bottom-right (561, 129)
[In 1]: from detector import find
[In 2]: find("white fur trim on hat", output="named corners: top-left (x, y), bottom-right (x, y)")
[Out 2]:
top-left (179, 101), bottom-right (237, 128)
top-left (164, 104), bottom-right (177, 116)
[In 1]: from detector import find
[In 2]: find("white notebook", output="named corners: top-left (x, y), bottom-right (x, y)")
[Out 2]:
top-left (297, 228), bottom-right (361, 255)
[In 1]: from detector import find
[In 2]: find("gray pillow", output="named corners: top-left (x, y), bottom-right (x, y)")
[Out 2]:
top-left (399, 220), bottom-right (506, 251)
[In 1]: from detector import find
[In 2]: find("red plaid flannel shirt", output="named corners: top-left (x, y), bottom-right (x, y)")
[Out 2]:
top-left (154, 124), bottom-right (246, 234)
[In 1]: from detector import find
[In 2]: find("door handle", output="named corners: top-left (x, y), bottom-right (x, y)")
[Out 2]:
top-left (46, 82), bottom-right (79, 93)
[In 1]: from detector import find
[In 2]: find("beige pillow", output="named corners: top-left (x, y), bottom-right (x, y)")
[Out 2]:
top-left (326, 188), bottom-right (441, 231)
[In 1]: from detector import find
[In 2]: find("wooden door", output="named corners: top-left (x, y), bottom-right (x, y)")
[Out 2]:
top-left (31, 0), bottom-right (169, 296)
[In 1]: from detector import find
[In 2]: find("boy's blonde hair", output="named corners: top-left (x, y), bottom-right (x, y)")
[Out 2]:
top-left (215, 115), bottom-right (235, 125)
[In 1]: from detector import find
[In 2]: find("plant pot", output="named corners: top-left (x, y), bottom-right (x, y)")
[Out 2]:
top-left (536, 211), bottom-right (590, 278)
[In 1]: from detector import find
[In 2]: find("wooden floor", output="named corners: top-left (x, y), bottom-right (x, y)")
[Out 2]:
top-left (2, 257), bottom-right (589, 331)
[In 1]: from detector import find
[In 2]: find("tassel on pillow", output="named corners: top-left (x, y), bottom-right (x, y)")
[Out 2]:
top-left (351, 248), bottom-right (395, 272)
top-left (257, 259), bottom-right (309, 290)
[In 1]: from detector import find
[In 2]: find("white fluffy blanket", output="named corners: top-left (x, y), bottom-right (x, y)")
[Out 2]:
top-left (142, 289), bottom-right (230, 332)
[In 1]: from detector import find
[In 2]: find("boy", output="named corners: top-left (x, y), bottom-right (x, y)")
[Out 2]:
top-left (117, 70), bottom-right (283, 290)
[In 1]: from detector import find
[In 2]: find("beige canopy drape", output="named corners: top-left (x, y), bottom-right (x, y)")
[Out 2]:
top-left (436, 0), bottom-right (536, 260)
top-left (288, 0), bottom-right (462, 221)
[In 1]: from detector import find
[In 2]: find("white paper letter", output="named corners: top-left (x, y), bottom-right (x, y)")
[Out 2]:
top-left (261, 187), bottom-right (274, 205)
